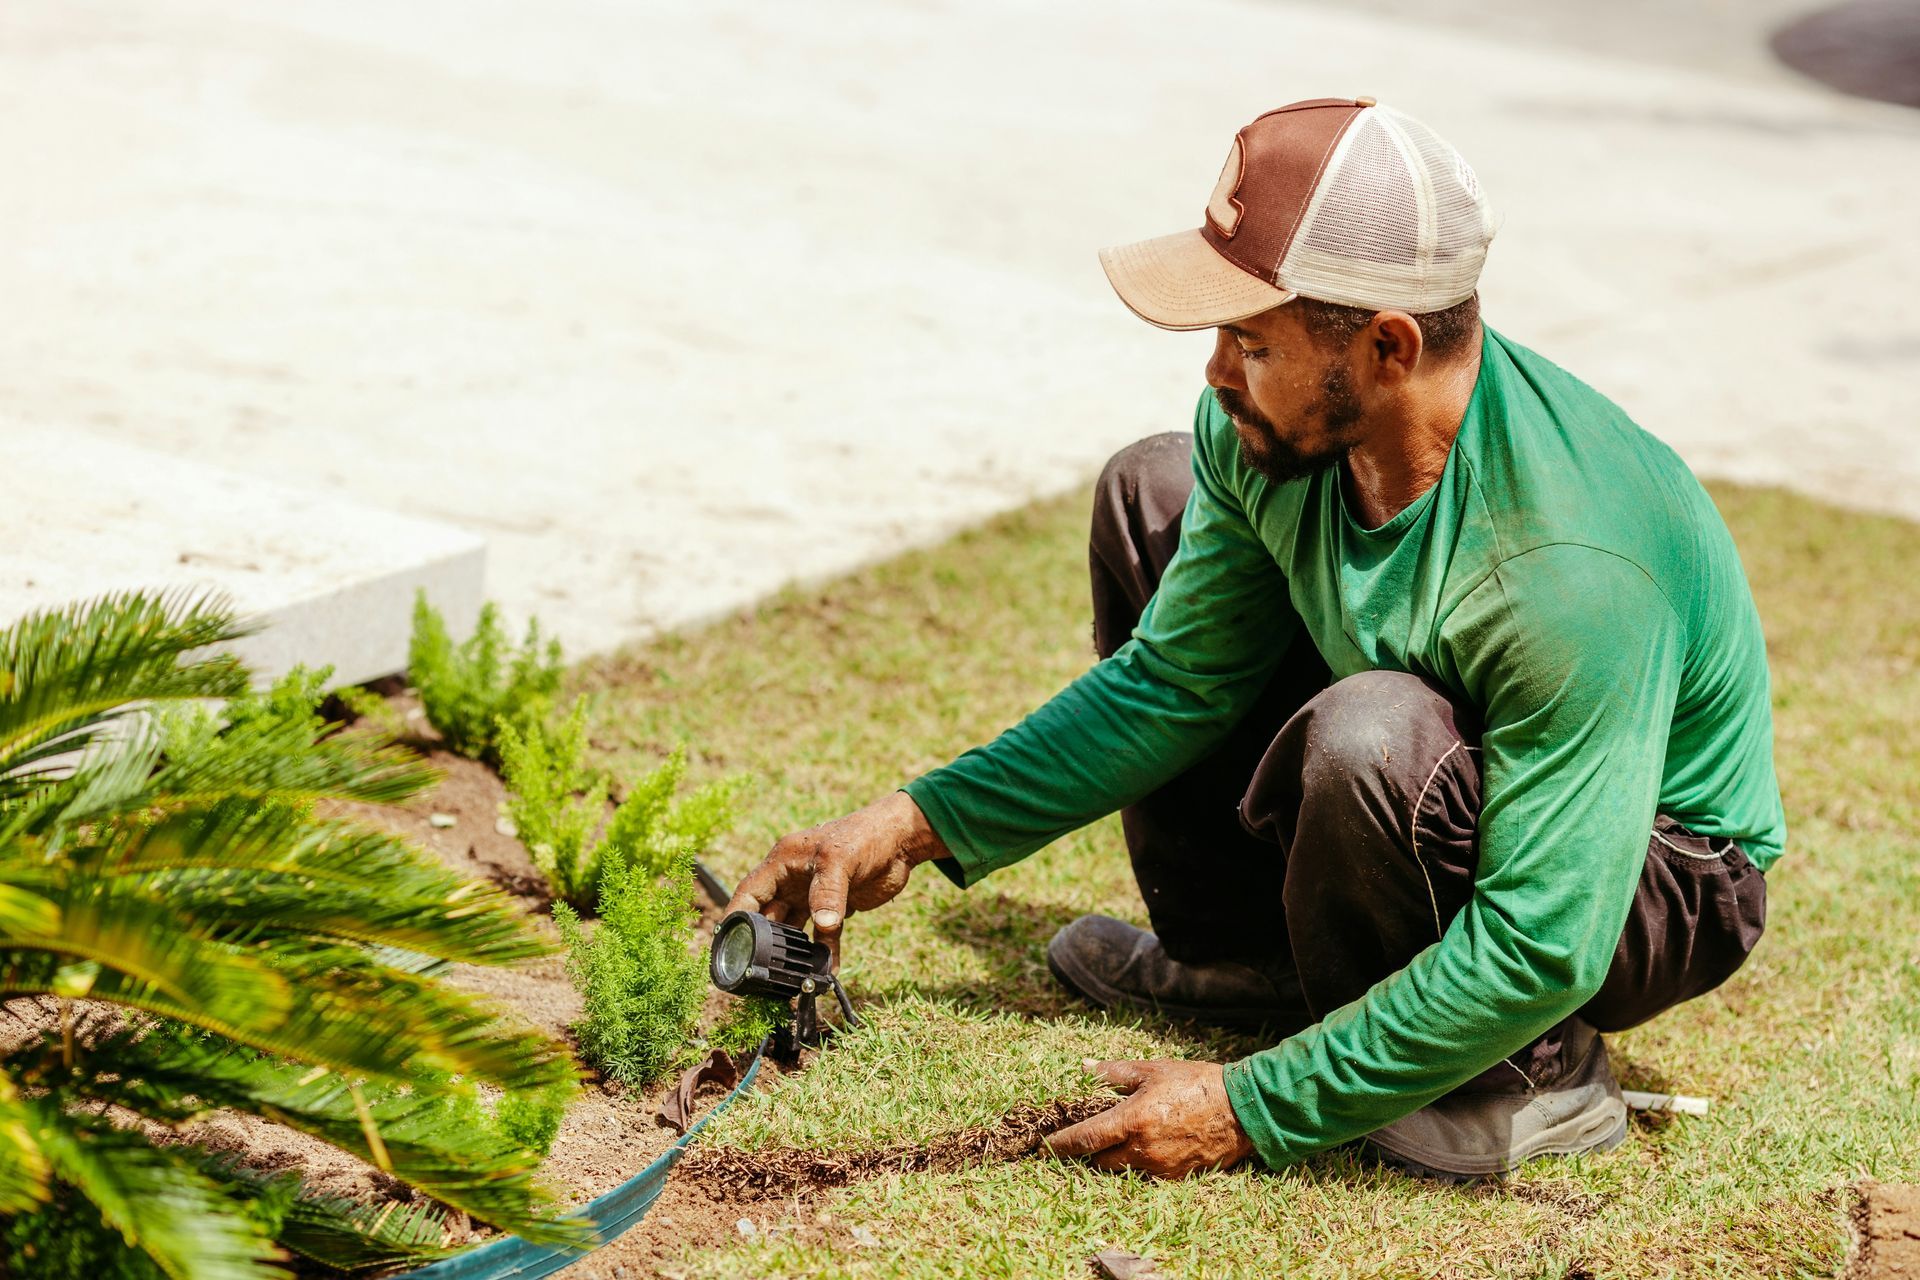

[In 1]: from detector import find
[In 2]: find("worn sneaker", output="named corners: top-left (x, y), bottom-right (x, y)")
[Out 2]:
top-left (1045, 913), bottom-right (1311, 1032)
top-left (1366, 1017), bottom-right (1629, 1181)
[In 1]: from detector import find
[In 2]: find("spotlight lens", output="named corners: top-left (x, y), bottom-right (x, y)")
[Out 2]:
top-left (713, 917), bottom-right (757, 989)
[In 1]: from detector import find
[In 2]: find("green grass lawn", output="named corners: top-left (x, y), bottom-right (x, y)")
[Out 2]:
top-left (574, 481), bottom-right (1920, 1278)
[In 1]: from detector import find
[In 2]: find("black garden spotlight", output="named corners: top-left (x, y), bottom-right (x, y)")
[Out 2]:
top-left (709, 909), bottom-right (860, 1051)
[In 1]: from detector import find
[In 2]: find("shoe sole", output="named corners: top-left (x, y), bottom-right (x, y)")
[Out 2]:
top-left (1045, 935), bottom-right (1297, 1032)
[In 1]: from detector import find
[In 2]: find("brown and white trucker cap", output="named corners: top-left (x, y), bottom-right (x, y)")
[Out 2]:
top-left (1099, 98), bottom-right (1498, 331)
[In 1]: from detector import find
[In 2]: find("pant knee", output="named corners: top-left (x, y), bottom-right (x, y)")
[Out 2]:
top-left (1269, 672), bottom-right (1482, 954)
top-left (1297, 672), bottom-right (1457, 785)
top-left (1091, 433), bottom-right (1193, 544)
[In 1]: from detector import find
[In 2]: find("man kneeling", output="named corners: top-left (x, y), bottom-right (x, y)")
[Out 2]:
top-left (727, 98), bottom-right (1780, 1180)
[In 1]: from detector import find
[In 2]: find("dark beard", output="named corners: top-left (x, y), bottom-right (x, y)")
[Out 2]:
top-left (1217, 362), bottom-right (1365, 484)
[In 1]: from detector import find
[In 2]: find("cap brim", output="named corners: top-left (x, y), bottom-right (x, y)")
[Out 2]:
top-left (1098, 229), bottom-right (1295, 331)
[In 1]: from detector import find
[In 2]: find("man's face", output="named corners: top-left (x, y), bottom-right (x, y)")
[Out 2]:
top-left (1206, 306), bottom-right (1367, 484)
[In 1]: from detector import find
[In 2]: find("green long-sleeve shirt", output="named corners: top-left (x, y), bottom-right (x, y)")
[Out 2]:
top-left (903, 326), bottom-right (1785, 1167)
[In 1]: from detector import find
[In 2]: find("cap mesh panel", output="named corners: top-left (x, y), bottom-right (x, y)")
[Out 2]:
top-left (1279, 106), bottom-right (1494, 312)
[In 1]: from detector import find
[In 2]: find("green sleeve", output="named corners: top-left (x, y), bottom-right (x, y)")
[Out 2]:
top-left (1223, 544), bottom-right (1684, 1165)
top-left (904, 393), bottom-right (1298, 886)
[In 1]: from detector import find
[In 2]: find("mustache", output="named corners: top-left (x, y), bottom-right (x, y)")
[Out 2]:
top-left (1214, 386), bottom-right (1267, 429)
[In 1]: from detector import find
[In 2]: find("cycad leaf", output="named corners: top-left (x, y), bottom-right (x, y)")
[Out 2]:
top-left (277, 1193), bottom-right (462, 1272)
top-left (159, 871), bottom-right (545, 967)
top-left (0, 878), bottom-right (289, 1019)
top-left (4, 943), bottom-right (572, 1091)
top-left (255, 950), bottom-right (577, 1091)
top-left (0, 880), bottom-right (59, 938)
top-left (98, 808), bottom-right (551, 966)
top-left (29, 1028), bottom-right (590, 1250)
top-left (27, 1101), bottom-right (281, 1280)
top-left (197, 1151), bottom-right (461, 1272)
top-left (0, 716), bottom-right (169, 835)
top-left (0, 1069), bottom-right (50, 1214)
top-left (151, 701), bottom-right (436, 811)
top-left (0, 590), bottom-right (250, 786)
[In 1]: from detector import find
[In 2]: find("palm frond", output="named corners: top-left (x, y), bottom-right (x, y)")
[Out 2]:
top-left (0, 590), bottom-right (251, 787)
top-left (25, 1027), bottom-right (590, 1250)
top-left (360, 945), bottom-right (453, 978)
top-left (0, 878), bottom-right (289, 1019)
top-left (3, 944), bottom-right (571, 1092)
top-left (198, 1151), bottom-right (462, 1273)
top-left (0, 880), bottom-right (59, 937)
top-left (0, 1068), bottom-right (50, 1214)
top-left (88, 809), bottom-right (550, 966)
top-left (276, 1191), bottom-right (462, 1273)
top-left (150, 692), bottom-right (436, 812)
top-left (1, 720), bottom-right (169, 837)
top-left (26, 1100), bottom-right (281, 1280)
top-left (1, 589), bottom-right (588, 1274)
top-left (254, 951), bottom-right (578, 1091)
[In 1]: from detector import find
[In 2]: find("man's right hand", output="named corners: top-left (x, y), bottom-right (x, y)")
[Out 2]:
top-left (724, 790), bottom-right (950, 966)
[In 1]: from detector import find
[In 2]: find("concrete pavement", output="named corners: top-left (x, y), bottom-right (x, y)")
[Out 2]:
top-left (3, 0), bottom-right (1916, 659)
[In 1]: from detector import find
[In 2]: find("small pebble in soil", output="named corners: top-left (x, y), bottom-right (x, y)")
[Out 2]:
top-left (429, 813), bottom-right (457, 828)
top-left (495, 816), bottom-right (518, 836)
top-left (851, 1225), bottom-right (879, 1247)
top-left (735, 1217), bottom-right (757, 1238)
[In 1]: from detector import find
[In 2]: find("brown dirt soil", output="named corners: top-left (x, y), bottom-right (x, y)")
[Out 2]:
top-left (564, 1098), bottom-right (1118, 1278)
top-left (1852, 1182), bottom-right (1920, 1279)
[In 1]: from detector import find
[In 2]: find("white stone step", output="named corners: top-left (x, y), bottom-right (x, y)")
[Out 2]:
top-left (0, 426), bottom-right (484, 687)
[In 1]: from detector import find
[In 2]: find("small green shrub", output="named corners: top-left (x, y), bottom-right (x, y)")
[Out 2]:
top-left (409, 593), bottom-right (563, 762)
top-left (493, 1083), bottom-right (573, 1157)
top-left (553, 848), bottom-right (706, 1088)
top-left (498, 700), bottom-right (608, 907)
top-left (606, 747), bottom-right (738, 880)
top-left (500, 698), bottom-right (737, 911)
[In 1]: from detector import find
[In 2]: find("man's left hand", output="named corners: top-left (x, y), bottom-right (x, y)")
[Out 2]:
top-left (1044, 1059), bottom-right (1256, 1177)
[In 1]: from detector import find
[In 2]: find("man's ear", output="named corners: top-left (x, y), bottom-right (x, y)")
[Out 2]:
top-left (1368, 311), bottom-right (1425, 384)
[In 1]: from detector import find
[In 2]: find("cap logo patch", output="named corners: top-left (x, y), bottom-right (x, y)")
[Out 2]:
top-left (1206, 135), bottom-right (1246, 238)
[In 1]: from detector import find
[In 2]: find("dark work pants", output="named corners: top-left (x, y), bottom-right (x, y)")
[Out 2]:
top-left (1091, 434), bottom-right (1769, 1084)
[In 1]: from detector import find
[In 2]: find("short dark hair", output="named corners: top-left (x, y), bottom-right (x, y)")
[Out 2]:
top-left (1294, 293), bottom-right (1481, 362)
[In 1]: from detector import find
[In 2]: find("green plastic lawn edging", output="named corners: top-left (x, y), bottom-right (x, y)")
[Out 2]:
top-left (392, 1044), bottom-right (765, 1280)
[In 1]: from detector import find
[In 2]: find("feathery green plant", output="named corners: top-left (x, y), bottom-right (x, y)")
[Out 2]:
top-left (708, 996), bottom-right (786, 1057)
top-left (552, 846), bottom-right (707, 1088)
top-left (0, 591), bottom-right (588, 1280)
top-left (500, 697), bottom-right (737, 911)
top-left (497, 700), bottom-right (607, 908)
top-left (409, 593), bottom-right (563, 763)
